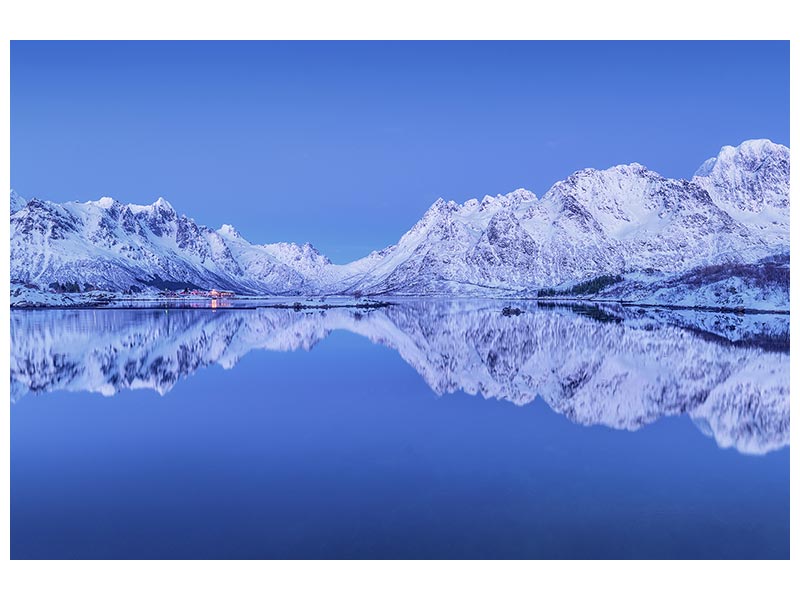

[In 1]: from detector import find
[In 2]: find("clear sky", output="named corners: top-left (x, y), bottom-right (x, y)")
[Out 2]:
top-left (11, 41), bottom-right (789, 262)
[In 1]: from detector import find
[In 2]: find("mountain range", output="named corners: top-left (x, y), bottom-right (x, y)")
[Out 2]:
top-left (10, 139), bottom-right (790, 309)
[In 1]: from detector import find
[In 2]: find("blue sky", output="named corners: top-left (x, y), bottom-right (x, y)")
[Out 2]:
top-left (11, 41), bottom-right (789, 262)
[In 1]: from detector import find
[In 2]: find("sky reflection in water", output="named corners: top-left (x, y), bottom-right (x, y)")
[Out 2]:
top-left (10, 301), bottom-right (790, 558)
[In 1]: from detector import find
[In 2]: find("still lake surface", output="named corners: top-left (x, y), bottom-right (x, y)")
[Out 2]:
top-left (10, 299), bottom-right (790, 559)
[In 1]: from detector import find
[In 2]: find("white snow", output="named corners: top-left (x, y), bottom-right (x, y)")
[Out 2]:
top-left (9, 139), bottom-right (791, 308)
top-left (10, 189), bottom-right (27, 214)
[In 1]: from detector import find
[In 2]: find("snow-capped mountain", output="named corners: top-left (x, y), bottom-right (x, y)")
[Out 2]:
top-left (9, 139), bottom-right (790, 306)
top-left (692, 139), bottom-right (790, 249)
top-left (11, 301), bottom-right (789, 455)
top-left (341, 140), bottom-right (788, 296)
top-left (694, 139), bottom-right (790, 213)
top-left (9, 195), bottom-right (324, 294)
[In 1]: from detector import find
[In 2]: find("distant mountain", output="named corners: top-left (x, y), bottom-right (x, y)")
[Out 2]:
top-left (11, 301), bottom-right (789, 455)
top-left (10, 139), bottom-right (790, 308)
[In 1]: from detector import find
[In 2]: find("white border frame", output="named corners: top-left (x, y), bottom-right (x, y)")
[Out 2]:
top-left (1, 2), bottom-right (796, 599)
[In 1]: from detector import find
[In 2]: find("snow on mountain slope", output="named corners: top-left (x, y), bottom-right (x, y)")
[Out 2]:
top-left (10, 193), bottom-right (321, 294)
top-left (337, 194), bottom-right (541, 295)
top-left (343, 141), bottom-right (788, 295)
top-left (593, 253), bottom-right (790, 311)
top-left (9, 139), bottom-right (790, 304)
top-left (10, 190), bottom-right (27, 214)
top-left (692, 138), bottom-right (790, 248)
top-left (693, 139), bottom-right (789, 212)
top-left (11, 301), bottom-right (789, 454)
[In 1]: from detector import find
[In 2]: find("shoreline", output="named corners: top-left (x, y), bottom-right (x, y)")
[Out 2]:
top-left (9, 295), bottom-right (790, 315)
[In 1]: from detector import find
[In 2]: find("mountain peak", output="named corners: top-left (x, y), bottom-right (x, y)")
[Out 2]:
top-left (504, 188), bottom-right (538, 203)
top-left (153, 197), bottom-right (174, 211)
top-left (694, 139), bottom-right (788, 178)
top-left (10, 189), bottom-right (27, 214)
top-left (692, 139), bottom-right (789, 212)
top-left (91, 197), bottom-right (118, 209)
top-left (217, 223), bottom-right (242, 239)
top-left (410, 198), bottom-right (454, 228)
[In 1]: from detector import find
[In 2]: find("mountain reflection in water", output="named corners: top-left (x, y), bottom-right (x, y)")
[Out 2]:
top-left (10, 300), bottom-right (789, 455)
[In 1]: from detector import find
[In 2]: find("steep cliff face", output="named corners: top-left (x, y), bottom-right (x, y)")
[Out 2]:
top-left (10, 139), bottom-right (790, 306)
top-left (344, 141), bottom-right (788, 295)
top-left (9, 195), bottom-right (314, 294)
top-left (692, 138), bottom-right (790, 249)
top-left (694, 139), bottom-right (790, 212)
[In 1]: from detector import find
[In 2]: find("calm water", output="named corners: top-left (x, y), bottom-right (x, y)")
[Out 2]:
top-left (10, 300), bottom-right (790, 559)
